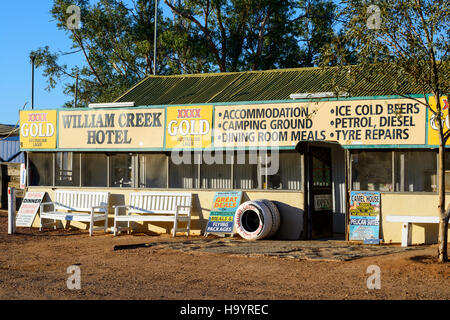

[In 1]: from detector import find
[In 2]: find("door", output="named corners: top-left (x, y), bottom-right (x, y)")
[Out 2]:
top-left (110, 153), bottom-right (134, 187)
top-left (308, 146), bottom-right (333, 239)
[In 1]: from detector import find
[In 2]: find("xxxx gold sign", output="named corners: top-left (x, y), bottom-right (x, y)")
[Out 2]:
top-left (20, 110), bottom-right (57, 149)
top-left (165, 105), bottom-right (213, 149)
top-left (214, 98), bottom-right (427, 147)
top-left (58, 108), bottom-right (165, 149)
top-left (427, 96), bottom-right (449, 145)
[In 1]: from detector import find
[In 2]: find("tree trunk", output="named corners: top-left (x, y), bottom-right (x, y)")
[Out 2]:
top-left (438, 213), bottom-right (449, 262)
top-left (436, 93), bottom-right (448, 262)
top-left (437, 143), bottom-right (448, 262)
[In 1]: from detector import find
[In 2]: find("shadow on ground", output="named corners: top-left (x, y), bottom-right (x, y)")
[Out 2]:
top-left (111, 236), bottom-right (424, 261)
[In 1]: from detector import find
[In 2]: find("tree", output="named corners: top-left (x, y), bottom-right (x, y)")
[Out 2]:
top-left (31, 0), bottom-right (172, 108)
top-left (33, 0), bottom-right (343, 105)
top-left (164, 0), bottom-right (341, 72)
top-left (321, 0), bottom-right (449, 262)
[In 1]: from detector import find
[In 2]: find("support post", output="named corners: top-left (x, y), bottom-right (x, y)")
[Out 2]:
top-left (8, 187), bottom-right (16, 234)
top-left (401, 222), bottom-right (412, 247)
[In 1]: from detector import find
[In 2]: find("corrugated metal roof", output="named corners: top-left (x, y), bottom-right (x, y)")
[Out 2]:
top-left (114, 66), bottom-right (434, 105)
top-left (0, 139), bottom-right (24, 163)
top-left (0, 124), bottom-right (19, 137)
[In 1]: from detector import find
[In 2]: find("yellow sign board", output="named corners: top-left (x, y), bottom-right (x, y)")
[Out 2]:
top-left (214, 99), bottom-right (427, 148)
top-left (58, 108), bottom-right (165, 149)
top-left (165, 105), bottom-right (213, 149)
top-left (427, 96), bottom-right (449, 145)
top-left (20, 110), bottom-right (57, 149)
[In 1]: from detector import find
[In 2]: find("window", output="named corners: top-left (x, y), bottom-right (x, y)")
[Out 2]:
top-left (395, 151), bottom-right (437, 192)
top-left (351, 151), bottom-right (393, 192)
top-left (139, 154), bottom-right (167, 188)
top-left (167, 150), bottom-right (303, 190)
top-left (267, 151), bottom-right (303, 190)
top-left (29, 152), bottom-right (53, 186)
top-left (55, 152), bottom-right (80, 186)
top-left (351, 150), bottom-right (438, 193)
top-left (26, 150), bottom-right (304, 190)
top-left (233, 151), bottom-right (260, 189)
top-left (110, 153), bottom-right (133, 187)
top-left (200, 151), bottom-right (232, 189)
top-left (81, 153), bottom-right (107, 187)
top-left (169, 152), bottom-right (199, 189)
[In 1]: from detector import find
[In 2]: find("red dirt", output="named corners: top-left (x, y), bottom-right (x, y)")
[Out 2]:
top-left (0, 210), bottom-right (448, 300)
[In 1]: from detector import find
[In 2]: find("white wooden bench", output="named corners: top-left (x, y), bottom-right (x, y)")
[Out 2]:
top-left (40, 190), bottom-right (110, 236)
top-left (113, 192), bottom-right (192, 237)
top-left (386, 215), bottom-right (440, 247)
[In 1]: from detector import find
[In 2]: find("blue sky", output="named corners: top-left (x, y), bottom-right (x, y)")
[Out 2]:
top-left (0, 0), bottom-right (170, 126)
top-left (0, 1), bottom-right (83, 125)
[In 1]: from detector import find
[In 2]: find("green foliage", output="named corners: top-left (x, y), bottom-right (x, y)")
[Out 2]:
top-left (32, 0), bottom-right (342, 107)
top-left (321, 0), bottom-right (449, 100)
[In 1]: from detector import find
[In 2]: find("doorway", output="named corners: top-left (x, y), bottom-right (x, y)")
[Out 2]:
top-left (308, 146), bottom-right (333, 238)
top-left (304, 142), bottom-right (346, 239)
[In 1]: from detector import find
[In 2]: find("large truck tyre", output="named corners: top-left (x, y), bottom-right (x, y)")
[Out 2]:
top-left (257, 199), bottom-right (281, 239)
top-left (235, 200), bottom-right (280, 240)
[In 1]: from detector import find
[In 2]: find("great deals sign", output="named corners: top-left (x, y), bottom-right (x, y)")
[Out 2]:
top-left (205, 191), bottom-right (242, 235)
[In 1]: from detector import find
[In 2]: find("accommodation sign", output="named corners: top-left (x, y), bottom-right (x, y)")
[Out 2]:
top-left (58, 109), bottom-right (165, 149)
top-left (214, 98), bottom-right (426, 147)
top-left (349, 191), bottom-right (381, 241)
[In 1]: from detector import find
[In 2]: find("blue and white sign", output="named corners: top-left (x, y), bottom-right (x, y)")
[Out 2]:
top-left (349, 191), bottom-right (381, 241)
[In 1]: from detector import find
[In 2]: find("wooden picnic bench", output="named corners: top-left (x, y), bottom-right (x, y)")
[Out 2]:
top-left (40, 190), bottom-right (110, 236)
top-left (113, 192), bottom-right (192, 237)
top-left (386, 215), bottom-right (440, 247)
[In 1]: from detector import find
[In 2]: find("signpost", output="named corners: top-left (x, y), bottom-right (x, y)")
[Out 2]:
top-left (205, 191), bottom-right (242, 237)
top-left (8, 187), bottom-right (16, 234)
top-left (19, 164), bottom-right (26, 189)
top-left (349, 191), bottom-right (381, 241)
top-left (15, 191), bottom-right (45, 227)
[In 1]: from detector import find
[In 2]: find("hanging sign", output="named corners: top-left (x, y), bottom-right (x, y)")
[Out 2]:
top-left (349, 191), bottom-right (381, 241)
top-left (58, 108), bottom-right (165, 149)
top-left (214, 98), bottom-right (426, 148)
top-left (165, 105), bottom-right (213, 149)
top-left (205, 191), bottom-right (242, 236)
top-left (15, 191), bottom-right (45, 227)
top-left (427, 95), bottom-right (449, 146)
top-left (20, 110), bottom-right (57, 149)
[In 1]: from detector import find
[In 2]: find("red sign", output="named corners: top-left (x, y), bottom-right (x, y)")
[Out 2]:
top-left (15, 192), bottom-right (45, 227)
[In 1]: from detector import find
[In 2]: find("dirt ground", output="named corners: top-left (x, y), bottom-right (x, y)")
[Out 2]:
top-left (0, 210), bottom-right (448, 301)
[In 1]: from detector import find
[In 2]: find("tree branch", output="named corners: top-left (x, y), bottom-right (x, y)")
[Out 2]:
top-left (252, 9), bottom-right (272, 70)
top-left (72, 30), bottom-right (104, 86)
top-left (164, 0), bottom-right (225, 71)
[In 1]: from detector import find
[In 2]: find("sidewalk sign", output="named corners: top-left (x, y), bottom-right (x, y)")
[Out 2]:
top-left (349, 191), bottom-right (381, 241)
top-left (15, 191), bottom-right (45, 227)
top-left (204, 191), bottom-right (242, 237)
